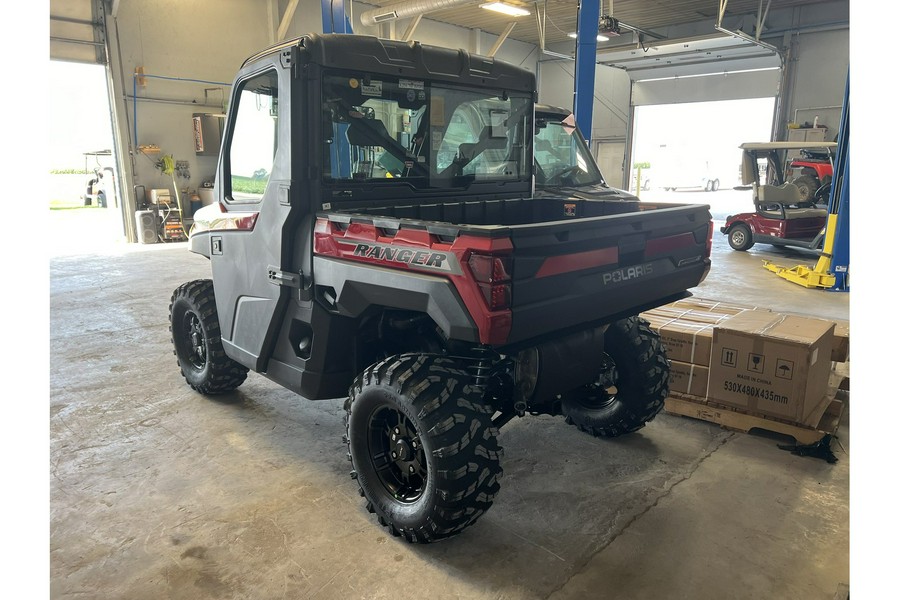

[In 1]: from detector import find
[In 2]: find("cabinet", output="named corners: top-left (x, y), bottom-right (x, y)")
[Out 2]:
top-left (785, 127), bottom-right (828, 162)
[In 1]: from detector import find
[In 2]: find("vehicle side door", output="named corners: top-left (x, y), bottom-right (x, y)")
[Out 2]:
top-left (208, 50), bottom-right (298, 372)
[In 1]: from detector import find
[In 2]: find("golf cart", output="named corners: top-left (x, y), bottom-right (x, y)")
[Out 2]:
top-left (720, 142), bottom-right (834, 252)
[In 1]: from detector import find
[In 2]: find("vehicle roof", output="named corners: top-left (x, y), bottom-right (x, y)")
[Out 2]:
top-left (739, 141), bottom-right (837, 151)
top-left (241, 33), bottom-right (535, 93)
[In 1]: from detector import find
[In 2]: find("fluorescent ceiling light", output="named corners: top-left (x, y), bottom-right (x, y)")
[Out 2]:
top-left (480, 2), bottom-right (531, 17)
top-left (568, 32), bottom-right (611, 42)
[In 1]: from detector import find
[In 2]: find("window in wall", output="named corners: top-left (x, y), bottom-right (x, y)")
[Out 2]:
top-left (227, 70), bottom-right (279, 202)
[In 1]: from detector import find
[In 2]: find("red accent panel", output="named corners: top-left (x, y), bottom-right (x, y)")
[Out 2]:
top-left (313, 219), bottom-right (512, 345)
top-left (535, 247), bottom-right (618, 278)
top-left (190, 201), bottom-right (259, 233)
top-left (645, 232), bottom-right (696, 256)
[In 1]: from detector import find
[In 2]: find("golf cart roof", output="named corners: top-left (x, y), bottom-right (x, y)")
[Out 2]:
top-left (740, 141), bottom-right (837, 151)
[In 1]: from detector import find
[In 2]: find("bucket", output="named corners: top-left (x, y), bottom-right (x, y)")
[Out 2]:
top-left (198, 188), bottom-right (215, 205)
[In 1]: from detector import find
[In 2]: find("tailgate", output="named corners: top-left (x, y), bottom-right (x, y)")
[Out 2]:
top-left (505, 203), bottom-right (711, 345)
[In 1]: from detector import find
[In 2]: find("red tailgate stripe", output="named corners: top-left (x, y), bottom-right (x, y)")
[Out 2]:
top-left (535, 247), bottom-right (618, 278)
top-left (645, 232), bottom-right (695, 256)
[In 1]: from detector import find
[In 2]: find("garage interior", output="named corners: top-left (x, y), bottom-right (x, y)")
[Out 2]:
top-left (46, 1), bottom-right (870, 598)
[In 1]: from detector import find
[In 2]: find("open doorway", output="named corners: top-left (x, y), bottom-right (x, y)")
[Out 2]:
top-left (49, 60), bottom-right (123, 254)
top-left (630, 97), bottom-right (776, 194)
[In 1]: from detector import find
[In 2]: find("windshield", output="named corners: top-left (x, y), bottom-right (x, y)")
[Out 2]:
top-left (322, 72), bottom-right (531, 189)
top-left (534, 114), bottom-right (605, 187)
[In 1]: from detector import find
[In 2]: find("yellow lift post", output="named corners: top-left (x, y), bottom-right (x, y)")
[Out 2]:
top-left (762, 212), bottom-right (838, 288)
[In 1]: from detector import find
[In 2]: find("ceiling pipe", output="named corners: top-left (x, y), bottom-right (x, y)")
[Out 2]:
top-left (359, 0), bottom-right (478, 27)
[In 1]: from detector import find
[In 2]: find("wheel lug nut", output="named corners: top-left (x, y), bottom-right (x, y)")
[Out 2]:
top-left (391, 451), bottom-right (397, 459)
top-left (409, 465), bottom-right (415, 473)
top-left (412, 441), bottom-right (417, 448)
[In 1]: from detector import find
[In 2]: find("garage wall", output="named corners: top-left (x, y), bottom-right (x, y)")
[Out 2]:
top-left (786, 27), bottom-right (848, 137)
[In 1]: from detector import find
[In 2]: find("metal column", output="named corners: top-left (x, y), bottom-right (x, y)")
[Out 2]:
top-left (321, 0), bottom-right (353, 34)
top-left (573, 0), bottom-right (600, 145)
top-left (322, 0), bottom-right (353, 178)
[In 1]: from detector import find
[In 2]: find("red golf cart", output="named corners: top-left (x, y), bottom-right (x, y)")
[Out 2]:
top-left (721, 142), bottom-right (835, 252)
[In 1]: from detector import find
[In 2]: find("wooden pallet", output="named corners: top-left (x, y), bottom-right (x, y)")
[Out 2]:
top-left (664, 394), bottom-right (845, 445)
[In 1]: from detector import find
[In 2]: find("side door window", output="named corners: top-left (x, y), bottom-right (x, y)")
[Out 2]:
top-left (226, 70), bottom-right (279, 203)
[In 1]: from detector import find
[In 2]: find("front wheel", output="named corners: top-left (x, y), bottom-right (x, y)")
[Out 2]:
top-left (727, 224), bottom-right (754, 251)
top-left (345, 354), bottom-right (502, 543)
top-left (559, 317), bottom-right (669, 438)
top-left (169, 280), bottom-right (248, 394)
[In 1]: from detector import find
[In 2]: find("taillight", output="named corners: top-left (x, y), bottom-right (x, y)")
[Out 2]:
top-left (468, 253), bottom-right (512, 311)
top-left (706, 220), bottom-right (713, 257)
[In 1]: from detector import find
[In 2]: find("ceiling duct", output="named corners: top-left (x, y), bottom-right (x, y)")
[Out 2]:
top-left (360, 0), bottom-right (477, 27)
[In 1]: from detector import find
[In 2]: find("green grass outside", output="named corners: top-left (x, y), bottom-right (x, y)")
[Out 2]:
top-left (232, 176), bottom-right (267, 195)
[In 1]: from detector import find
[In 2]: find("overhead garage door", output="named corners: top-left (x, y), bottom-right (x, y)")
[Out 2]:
top-left (597, 35), bottom-right (782, 190)
top-left (599, 34), bottom-right (782, 106)
top-left (50, 0), bottom-right (105, 64)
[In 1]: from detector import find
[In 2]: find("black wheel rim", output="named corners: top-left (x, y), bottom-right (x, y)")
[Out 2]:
top-left (367, 405), bottom-right (427, 503)
top-left (181, 311), bottom-right (207, 370)
top-left (571, 355), bottom-right (619, 411)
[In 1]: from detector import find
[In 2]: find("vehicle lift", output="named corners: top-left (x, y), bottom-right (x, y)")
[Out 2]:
top-left (763, 74), bottom-right (849, 292)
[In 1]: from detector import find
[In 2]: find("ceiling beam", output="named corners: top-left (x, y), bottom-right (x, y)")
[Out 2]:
top-left (487, 22), bottom-right (516, 57)
top-left (278, 0), bottom-right (301, 41)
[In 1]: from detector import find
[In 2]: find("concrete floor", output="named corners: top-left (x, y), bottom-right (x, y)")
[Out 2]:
top-left (49, 193), bottom-right (850, 599)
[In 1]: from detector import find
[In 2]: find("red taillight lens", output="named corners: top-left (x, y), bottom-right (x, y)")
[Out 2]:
top-left (469, 253), bottom-right (512, 310)
top-left (468, 254), bottom-right (511, 283)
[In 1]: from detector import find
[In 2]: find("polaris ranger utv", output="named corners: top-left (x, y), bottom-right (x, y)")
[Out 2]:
top-left (170, 33), bottom-right (712, 542)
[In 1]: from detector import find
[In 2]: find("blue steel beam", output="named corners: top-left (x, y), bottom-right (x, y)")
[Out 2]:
top-left (321, 0), bottom-right (353, 34)
top-left (321, 0), bottom-right (353, 178)
top-left (573, 0), bottom-right (600, 145)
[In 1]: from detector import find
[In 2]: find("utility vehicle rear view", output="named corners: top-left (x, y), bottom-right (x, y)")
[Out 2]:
top-left (169, 33), bottom-right (713, 542)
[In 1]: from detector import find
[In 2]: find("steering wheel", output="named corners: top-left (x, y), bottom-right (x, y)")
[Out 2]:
top-left (546, 165), bottom-right (581, 184)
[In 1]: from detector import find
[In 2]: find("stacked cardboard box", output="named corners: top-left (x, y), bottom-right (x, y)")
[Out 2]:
top-left (641, 297), bottom-right (845, 429)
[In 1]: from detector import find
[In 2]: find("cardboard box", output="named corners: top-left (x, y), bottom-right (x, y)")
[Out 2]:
top-left (668, 297), bottom-right (767, 315)
top-left (644, 305), bottom-right (740, 325)
top-left (707, 311), bottom-right (835, 426)
top-left (668, 360), bottom-right (710, 398)
top-left (642, 313), bottom-right (716, 366)
top-left (831, 319), bottom-right (849, 362)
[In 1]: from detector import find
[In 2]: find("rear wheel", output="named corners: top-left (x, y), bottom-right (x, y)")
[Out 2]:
top-left (728, 224), bottom-right (754, 251)
top-left (345, 354), bottom-right (502, 542)
top-left (559, 317), bottom-right (669, 438)
top-left (169, 280), bottom-right (248, 394)
top-left (712, 179), bottom-right (720, 191)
